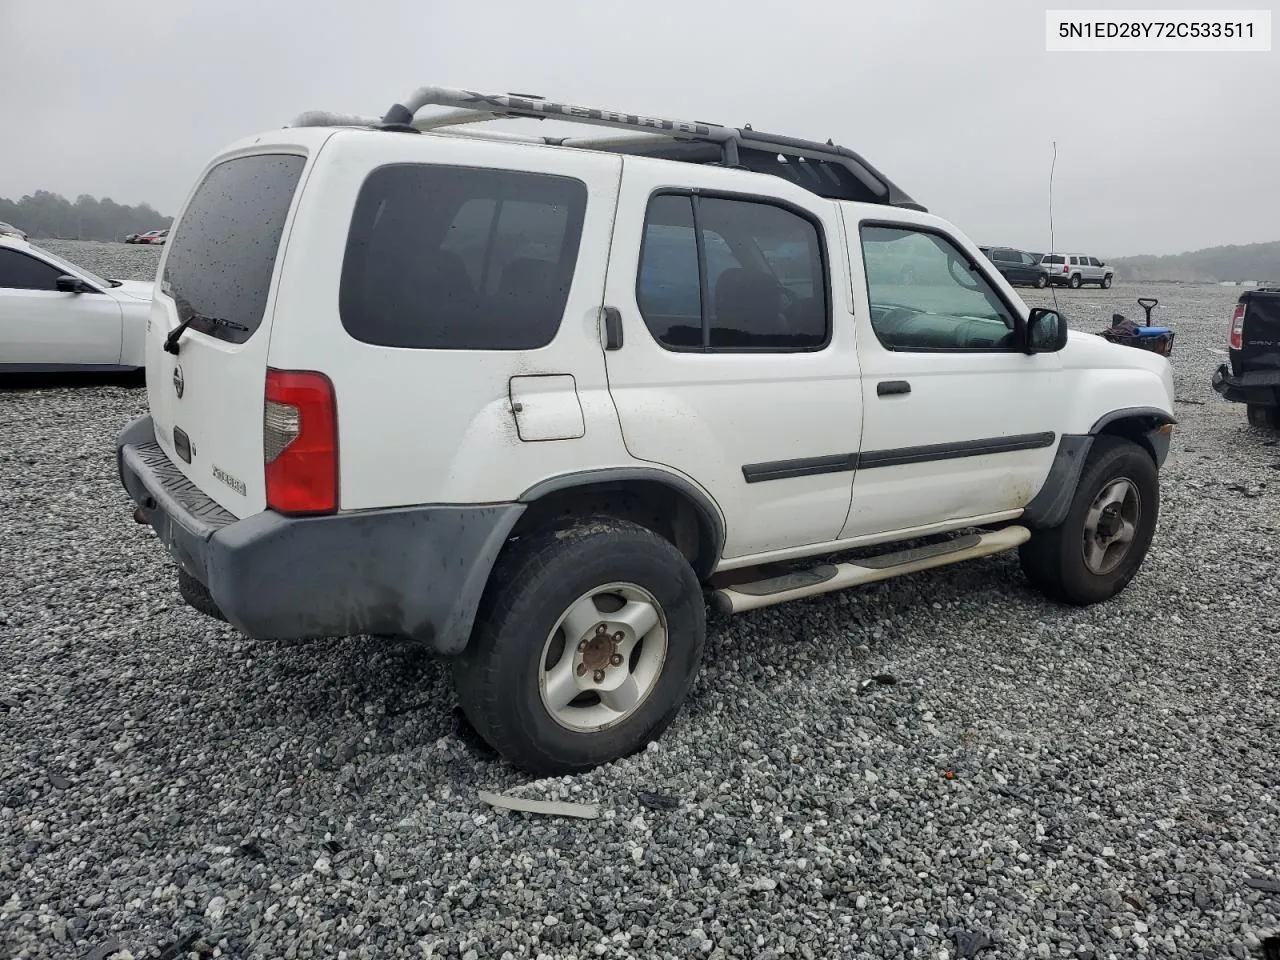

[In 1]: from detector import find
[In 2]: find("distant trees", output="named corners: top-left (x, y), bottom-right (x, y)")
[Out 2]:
top-left (0, 191), bottom-right (171, 241)
top-left (1110, 241), bottom-right (1280, 283)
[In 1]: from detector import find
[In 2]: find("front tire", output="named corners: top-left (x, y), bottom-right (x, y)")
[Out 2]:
top-left (452, 517), bottom-right (706, 775)
top-left (1247, 404), bottom-right (1280, 429)
top-left (1019, 436), bottom-right (1159, 605)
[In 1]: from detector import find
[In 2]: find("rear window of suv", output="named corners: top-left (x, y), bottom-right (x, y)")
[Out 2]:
top-left (339, 164), bottom-right (588, 350)
top-left (1042, 255), bottom-right (1065, 264)
top-left (162, 153), bottom-right (305, 345)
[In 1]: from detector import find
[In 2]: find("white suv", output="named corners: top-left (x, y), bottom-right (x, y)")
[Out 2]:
top-left (117, 86), bottom-right (1176, 775)
top-left (1042, 253), bottom-right (1115, 289)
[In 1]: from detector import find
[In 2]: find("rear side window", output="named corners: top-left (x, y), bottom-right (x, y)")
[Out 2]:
top-left (162, 153), bottom-right (305, 345)
top-left (340, 165), bottom-right (588, 350)
top-left (635, 192), bottom-right (828, 352)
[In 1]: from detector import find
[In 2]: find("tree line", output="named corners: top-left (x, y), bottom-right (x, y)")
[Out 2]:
top-left (1113, 240), bottom-right (1280, 283)
top-left (0, 191), bottom-right (171, 242)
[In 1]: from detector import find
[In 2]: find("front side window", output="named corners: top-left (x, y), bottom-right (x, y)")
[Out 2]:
top-left (341, 165), bottom-right (587, 350)
top-left (1089, 257), bottom-right (1103, 267)
top-left (859, 225), bottom-right (1020, 352)
top-left (635, 192), bottom-right (828, 351)
top-left (0, 249), bottom-right (64, 291)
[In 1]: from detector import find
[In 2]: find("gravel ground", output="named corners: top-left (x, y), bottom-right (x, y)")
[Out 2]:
top-left (2, 241), bottom-right (1278, 960)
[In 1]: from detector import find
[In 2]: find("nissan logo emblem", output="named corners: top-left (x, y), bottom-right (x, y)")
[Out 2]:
top-left (173, 364), bottom-right (185, 398)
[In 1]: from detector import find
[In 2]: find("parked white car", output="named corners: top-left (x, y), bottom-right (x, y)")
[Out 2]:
top-left (0, 235), bottom-right (153, 371)
top-left (117, 86), bottom-right (1176, 775)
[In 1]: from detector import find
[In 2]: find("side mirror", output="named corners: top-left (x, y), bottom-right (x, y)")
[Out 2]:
top-left (56, 275), bottom-right (92, 294)
top-left (1026, 307), bottom-right (1069, 353)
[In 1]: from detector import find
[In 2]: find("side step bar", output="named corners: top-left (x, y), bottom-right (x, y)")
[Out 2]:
top-left (711, 525), bottom-right (1031, 615)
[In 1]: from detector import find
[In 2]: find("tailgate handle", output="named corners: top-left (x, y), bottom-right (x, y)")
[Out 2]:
top-left (877, 380), bottom-right (911, 397)
top-left (602, 306), bottom-right (623, 351)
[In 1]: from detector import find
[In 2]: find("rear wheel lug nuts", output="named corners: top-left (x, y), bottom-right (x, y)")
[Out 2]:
top-left (610, 653), bottom-right (623, 666)
top-left (576, 663), bottom-right (587, 676)
top-left (593, 670), bottom-right (606, 683)
top-left (612, 631), bottom-right (624, 642)
top-left (577, 639), bottom-right (587, 652)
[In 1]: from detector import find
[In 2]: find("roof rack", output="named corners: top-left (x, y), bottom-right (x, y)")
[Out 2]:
top-left (289, 86), bottom-right (926, 211)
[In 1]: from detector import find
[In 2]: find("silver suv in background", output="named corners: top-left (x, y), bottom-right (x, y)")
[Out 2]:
top-left (1042, 253), bottom-right (1114, 289)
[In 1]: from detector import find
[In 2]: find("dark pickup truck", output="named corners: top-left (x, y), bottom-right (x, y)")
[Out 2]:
top-left (1212, 286), bottom-right (1280, 428)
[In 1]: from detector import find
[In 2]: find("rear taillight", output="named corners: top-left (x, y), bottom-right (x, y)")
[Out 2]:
top-left (264, 368), bottom-right (338, 515)
top-left (1062, 264), bottom-right (1069, 273)
top-left (1229, 303), bottom-right (1246, 351)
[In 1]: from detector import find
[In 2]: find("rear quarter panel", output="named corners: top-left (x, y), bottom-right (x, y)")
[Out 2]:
top-left (265, 131), bottom-right (636, 510)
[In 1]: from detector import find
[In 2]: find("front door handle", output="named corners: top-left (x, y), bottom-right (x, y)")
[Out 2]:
top-left (602, 306), bottom-right (623, 350)
top-left (877, 380), bottom-right (911, 397)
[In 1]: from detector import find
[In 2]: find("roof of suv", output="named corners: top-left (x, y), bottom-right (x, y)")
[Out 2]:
top-left (285, 84), bottom-right (927, 212)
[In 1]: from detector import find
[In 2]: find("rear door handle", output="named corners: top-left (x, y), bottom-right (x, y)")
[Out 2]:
top-left (602, 306), bottom-right (623, 350)
top-left (877, 380), bottom-right (911, 396)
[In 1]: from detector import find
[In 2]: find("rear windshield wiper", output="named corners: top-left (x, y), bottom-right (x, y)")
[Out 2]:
top-left (163, 314), bottom-right (248, 354)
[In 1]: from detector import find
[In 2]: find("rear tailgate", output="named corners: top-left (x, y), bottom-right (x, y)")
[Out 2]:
top-left (145, 147), bottom-right (316, 518)
top-left (1233, 289), bottom-right (1280, 377)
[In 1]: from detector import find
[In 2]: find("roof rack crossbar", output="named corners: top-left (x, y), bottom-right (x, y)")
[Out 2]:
top-left (388, 86), bottom-right (736, 143)
top-left (292, 85), bottom-right (925, 211)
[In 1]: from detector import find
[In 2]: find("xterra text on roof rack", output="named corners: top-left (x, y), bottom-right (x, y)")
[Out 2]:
top-left (117, 86), bottom-right (1177, 774)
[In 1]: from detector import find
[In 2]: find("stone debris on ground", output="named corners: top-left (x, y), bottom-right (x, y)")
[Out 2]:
top-left (477, 790), bottom-right (601, 820)
top-left (1, 242), bottom-right (1278, 958)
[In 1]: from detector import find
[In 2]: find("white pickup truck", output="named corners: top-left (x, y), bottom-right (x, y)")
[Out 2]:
top-left (116, 86), bottom-right (1176, 775)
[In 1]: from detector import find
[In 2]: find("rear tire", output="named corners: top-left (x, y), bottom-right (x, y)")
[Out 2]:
top-left (1019, 436), bottom-right (1159, 605)
top-left (452, 517), bottom-right (706, 776)
top-left (1101, 275), bottom-right (1113, 289)
top-left (1069, 274), bottom-right (1082, 289)
top-left (1247, 404), bottom-right (1280, 429)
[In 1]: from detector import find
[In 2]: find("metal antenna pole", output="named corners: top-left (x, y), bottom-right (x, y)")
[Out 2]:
top-left (1049, 140), bottom-right (1057, 256)
top-left (1049, 140), bottom-right (1059, 311)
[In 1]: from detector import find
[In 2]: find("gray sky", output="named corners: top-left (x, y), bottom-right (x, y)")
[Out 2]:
top-left (2, 0), bottom-right (1276, 256)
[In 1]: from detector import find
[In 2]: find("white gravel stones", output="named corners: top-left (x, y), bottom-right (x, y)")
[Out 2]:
top-left (1, 249), bottom-right (1277, 959)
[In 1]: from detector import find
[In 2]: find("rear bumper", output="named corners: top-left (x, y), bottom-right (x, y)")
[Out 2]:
top-left (116, 415), bottom-right (523, 653)
top-left (1211, 363), bottom-right (1280, 407)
